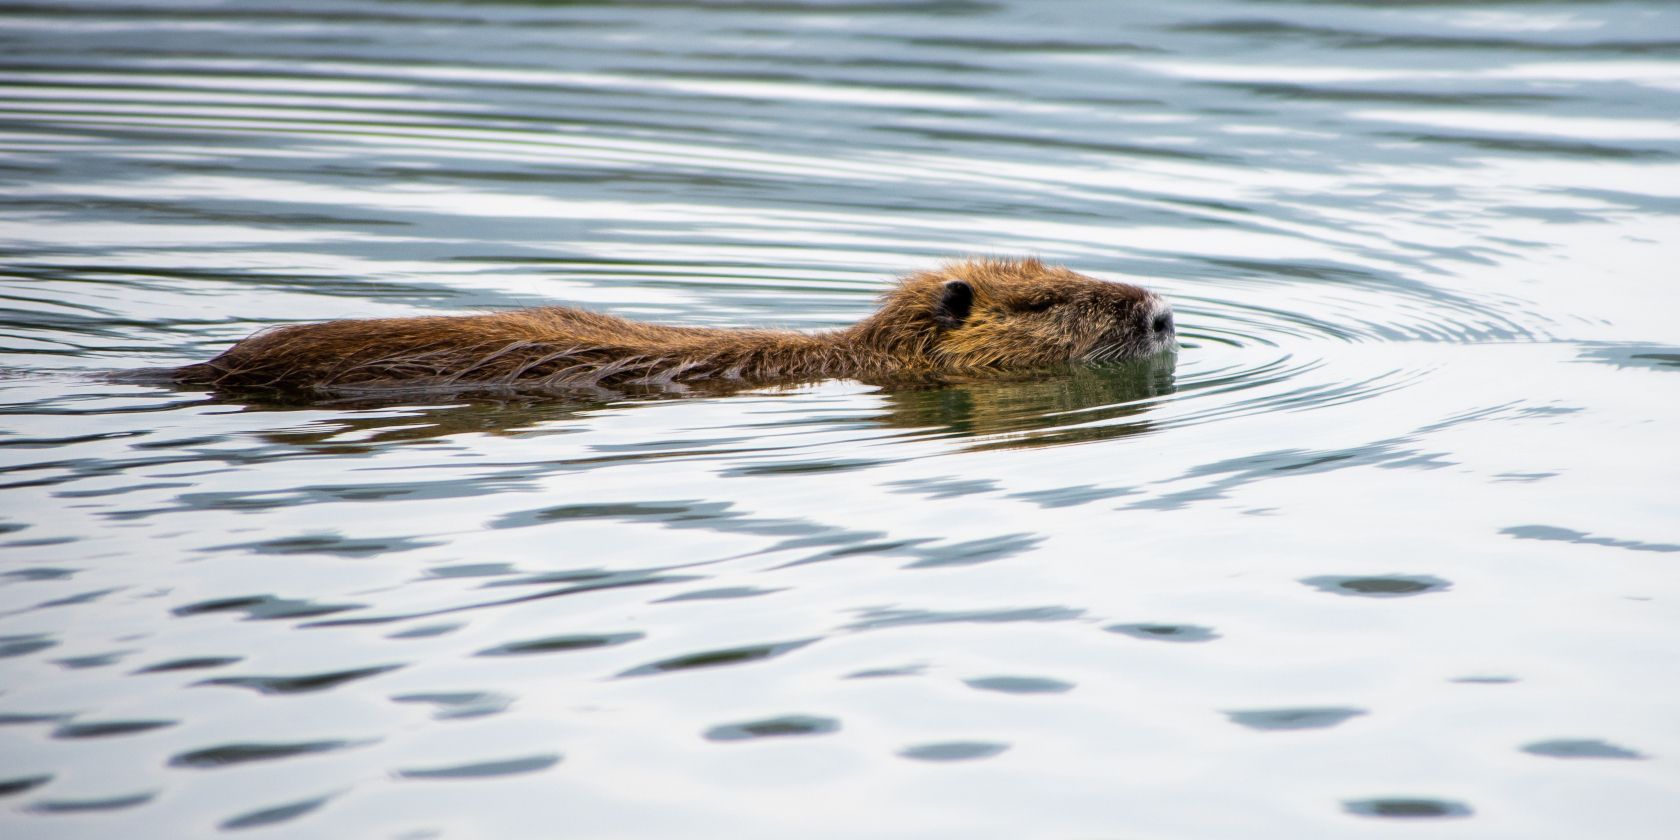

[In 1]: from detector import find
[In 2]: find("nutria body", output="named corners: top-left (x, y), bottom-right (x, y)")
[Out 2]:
top-left (176, 258), bottom-right (1175, 397)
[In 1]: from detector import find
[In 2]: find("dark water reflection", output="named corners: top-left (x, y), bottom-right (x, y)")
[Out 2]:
top-left (2, 0), bottom-right (1678, 837)
top-left (877, 358), bottom-right (1174, 449)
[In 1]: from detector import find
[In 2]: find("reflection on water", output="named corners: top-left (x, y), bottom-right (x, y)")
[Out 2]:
top-left (2, 0), bottom-right (1679, 837)
top-left (157, 351), bottom-right (1176, 455)
top-left (877, 356), bottom-right (1175, 449)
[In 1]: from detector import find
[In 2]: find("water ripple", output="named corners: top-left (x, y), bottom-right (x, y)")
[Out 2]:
top-left (1, 0), bottom-right (1675, 836)
top-left (169, 740), bottom-right (367, 768)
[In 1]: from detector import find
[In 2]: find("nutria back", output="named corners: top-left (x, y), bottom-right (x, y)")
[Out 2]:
top-left (176, 258), bottom-right (1175, 397)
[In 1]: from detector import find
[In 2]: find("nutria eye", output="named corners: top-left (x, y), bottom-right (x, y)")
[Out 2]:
top-left (1015, 299), bottom-right (1055, 314)
top-left (1151, 312), bottom-right (1173, 334)
top-left (933, 280), bottom-right (973, 329)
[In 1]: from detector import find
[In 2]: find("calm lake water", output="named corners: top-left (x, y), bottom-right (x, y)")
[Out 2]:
top-left (3, 0), bottom-right (1678, 837)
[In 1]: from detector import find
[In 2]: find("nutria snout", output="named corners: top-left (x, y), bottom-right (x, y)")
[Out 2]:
top-left (176, 257), bottom-right (1175, 397)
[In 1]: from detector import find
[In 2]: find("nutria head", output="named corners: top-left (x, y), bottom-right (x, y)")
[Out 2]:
top-left (850, 257), bottom-right (1175, 369)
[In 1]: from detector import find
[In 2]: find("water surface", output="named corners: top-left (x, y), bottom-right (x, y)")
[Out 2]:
top-left (2, 1), bottom-right (1678, 837)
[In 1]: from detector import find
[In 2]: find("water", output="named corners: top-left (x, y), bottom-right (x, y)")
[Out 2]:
top-left (2, 0), bottom-right (1678, 836)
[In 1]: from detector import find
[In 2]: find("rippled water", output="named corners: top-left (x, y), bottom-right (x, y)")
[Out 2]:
top-left (3, 1), bottom-right (1679, 836)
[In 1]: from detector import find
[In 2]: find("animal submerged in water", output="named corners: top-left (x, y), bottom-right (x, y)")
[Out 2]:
top-left (175, 257), bottom-right (1176, 397)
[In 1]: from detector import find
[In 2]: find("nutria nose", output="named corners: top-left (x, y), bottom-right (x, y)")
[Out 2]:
top-left (1151, 310), bottom-right (1174, 336)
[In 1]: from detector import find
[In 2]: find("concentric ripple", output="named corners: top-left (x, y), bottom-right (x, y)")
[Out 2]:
top-left (1, 1), bottom-right (1677, 838)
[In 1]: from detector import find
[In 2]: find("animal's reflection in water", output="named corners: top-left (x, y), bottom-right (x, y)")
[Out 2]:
top-left (203, 353), bottom-right (1177, 455)
top-left (871, 355), bottom-right (1175, 451)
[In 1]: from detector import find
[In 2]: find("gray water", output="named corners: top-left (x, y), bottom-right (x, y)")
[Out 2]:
top-left (2, 1), bottom-right (1678, 837)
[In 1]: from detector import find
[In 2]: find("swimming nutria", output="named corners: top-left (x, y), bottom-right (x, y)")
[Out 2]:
top-left (175, 257), bottom-right (1176, 397)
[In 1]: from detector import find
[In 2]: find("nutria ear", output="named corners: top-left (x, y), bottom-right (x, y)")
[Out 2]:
top-left (933, 280), bottom-right (973, 329)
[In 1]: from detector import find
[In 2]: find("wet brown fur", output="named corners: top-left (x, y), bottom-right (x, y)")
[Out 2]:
top-left (175, 257), bottom-right (1173, 397)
